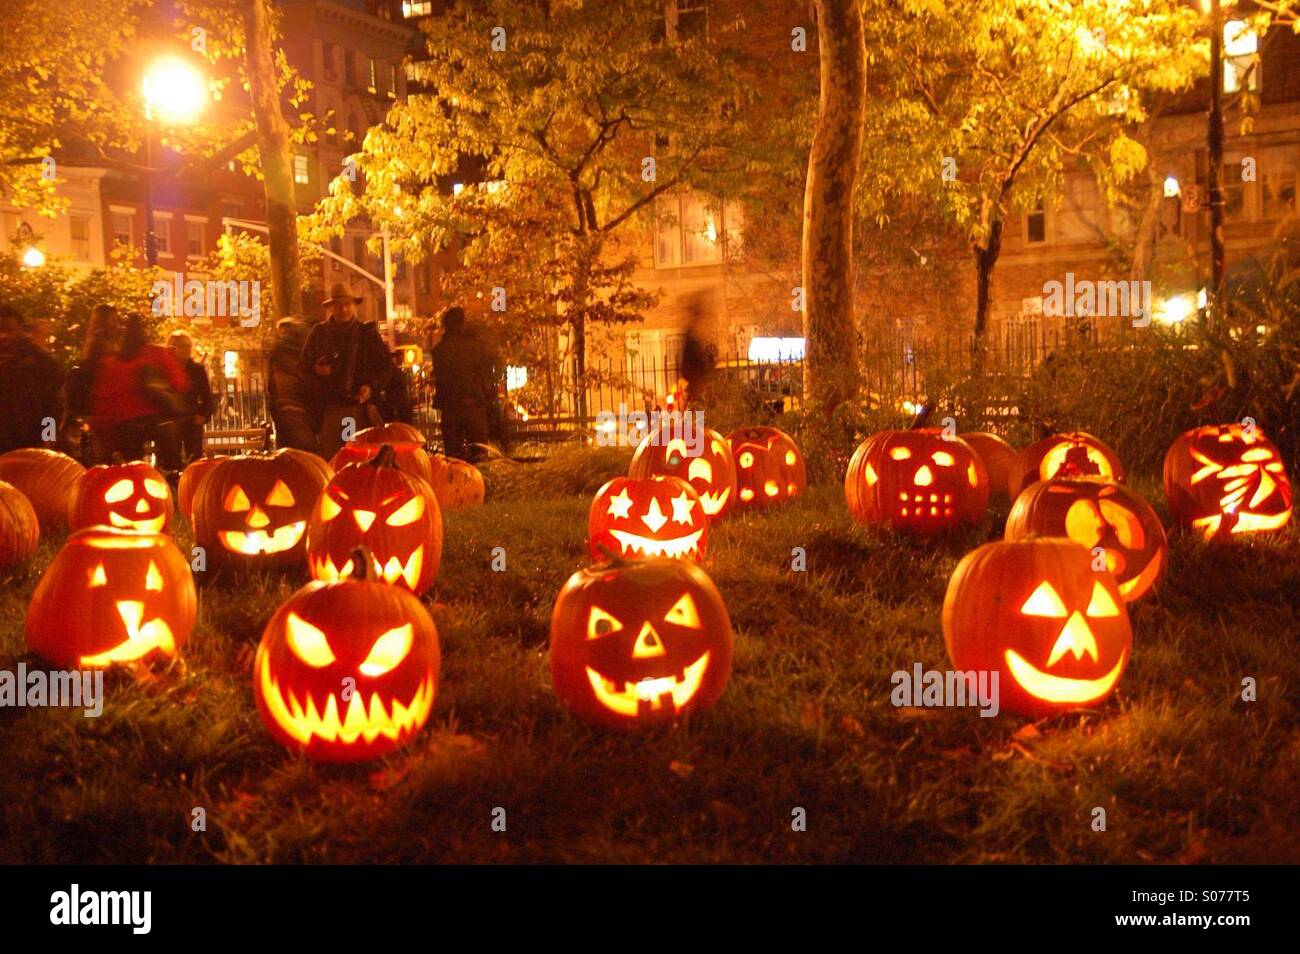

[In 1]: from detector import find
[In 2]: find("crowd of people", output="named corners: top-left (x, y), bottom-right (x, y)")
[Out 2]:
top-left (0, 284), bottom-right (502, 475)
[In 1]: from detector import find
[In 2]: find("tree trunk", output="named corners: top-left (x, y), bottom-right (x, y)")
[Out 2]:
top-left (1206, 0), bottom-right (1226, 325)
top-left (801, 0), bottom-right (866, 420)
top-left (240, 0), bottom-right (302, 321)
top-left (972, 217), bottom-right (1003, 343)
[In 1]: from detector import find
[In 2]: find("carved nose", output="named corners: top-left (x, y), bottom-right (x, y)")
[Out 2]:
top-left (247, 506), bottom-right (270, 529)
top-left (353, 509), bottom-right (376, 532)
top-left (914, 465), bottom-right (933, 487)
top-left (633, 622), bottom-right (667, 659)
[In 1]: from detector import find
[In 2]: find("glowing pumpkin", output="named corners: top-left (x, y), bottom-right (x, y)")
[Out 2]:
top-left (1006, 478), bottom-right (1166, 601)
top-left (331, 423), bottom-right (432, 484)
top-left (1016, 431), bottom-right (1124, 492)
top-left (177, 456), bottom-right (223, 522)
top-left (628, 428), bottom-right (737, 519)
top-left (0, 480), bottom-right (40, 573)
top-left (844, 429), bottom-right (989, 532)
top-left (254, 550), bottom-right (439, 761)
top-left (1163, 423), bottom-right (1292, 540)
top-left (306, 446), bottom-right (443, 594)
top-left (26, 526), bottom-right (196, 669)
top-left (943, 537), bottom-right (1131, 718)
top-left (68, 459), bottom-right (173, 534)
top-left (727, 426), bottom-right (806, 508)
top-left (550, 556), bottom-right (733, 731)
top-left (427, 454), bottom-right (485, 510)
top-left (961, 432), bottom-right (1020, 500)
top-left (0, 447), bottom-right (85, 531)
top-left (191, 451), bottom-right (328, 567)
top-left (588, 475), bottom-right (708, 561)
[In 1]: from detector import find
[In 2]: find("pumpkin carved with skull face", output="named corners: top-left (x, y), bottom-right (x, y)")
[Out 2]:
top-left (550, 557), bottom-right (733, 730)
top-left (254, 552), bottom-right (440, 761)
top-left (191, 451), bottom-right (328, 567)
top-left (1006, 478), bottom-right (1167, 601)
top-left (588, 475), bottom-right (708, 561)
top-left (68, 459), bottom-right (173, 534)
top-left (628, 428), bottom-right (737, 520)
top-left (1016, 431), bottom-right (1124, 492)
top-left (727, 426), bottom-right (806, 508)
top-left (26, 526), bottom-right (196, 669)
top-left (1164, 423), bottom-right (1293, 540)
top-left (943, 538), bottom-right (1132, 718)
top-left (307, 446), bottom-right (443, 594)
top-left (845, 430), bottom-right (989, 532)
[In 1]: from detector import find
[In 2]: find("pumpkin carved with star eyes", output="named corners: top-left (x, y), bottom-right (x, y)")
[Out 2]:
top-left (254, 551), bottom-right (440, 761)
top-left (628, 428), bottom-right (737, 519)
top-left (1006, 478), bottom-right (1167, 602)
top-left (26, 526), bottom-right (196, 669)
top-left (588, 475), bottom-right (708, 561)
top-left (1016, 431), bottom-right (1124, 492)
top-left (331, 423), bottom-right (433, 484)
top-left (550, 557), bottom-right (733, 731)
top-left (306, 446), bottom-right (443, 594)
top-left (191, 451), bottom-right (328, 567)
top-left (68, 459), bottom-right (174, 534)
top-left (943, 537), bottom-right (1131, 718)
top-left (0, 447), bottom-right (84, 531)
top-left (727, 426), bottom-right (806, 508)
top-left (844, 429), bottom-right (989, 532)
top-left (1164, 423), bottom-right (1293, 540)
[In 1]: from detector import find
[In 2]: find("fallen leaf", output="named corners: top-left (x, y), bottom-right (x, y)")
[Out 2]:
top-left (668, 760), bottom-right (694, 779)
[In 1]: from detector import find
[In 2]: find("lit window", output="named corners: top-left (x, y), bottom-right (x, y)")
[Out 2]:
top-left (655, 191), bottom-right (738, 269)
top-left (402, 1), bottom-right (433, 17)
top-left (1056, 175), bottom-right (1101, 243)
top-left (1262, 150), bottom-right (1297, 220)
top-left (368, 58), bottom-right (378, 94)
top-left (152, 214), bottom-right (172, 256)
top-left (69, 215), bottom-right (91, 259)
top-left (1223, 21), bottom-right (1258, 94)
top-left (294, 154), bottom-right (310, 185)
top-left (389, 63), bottom-right (398, 99)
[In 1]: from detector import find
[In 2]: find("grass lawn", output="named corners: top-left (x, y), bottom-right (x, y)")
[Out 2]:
top-left (1, 449), bottom-right (1297, 864)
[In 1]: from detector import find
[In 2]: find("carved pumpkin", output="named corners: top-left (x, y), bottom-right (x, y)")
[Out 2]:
top-left (254, 550), bottom-right (440, 761)
top-left (307, 446), bottom-right (443, 594)
top-left (550, 556), bottom-right (733, 731)
top-left (26, 526), bottom-right (196, 669)
top-left (1016, 431), bottom-right (1124, 492)
top-left (0, 480), bottom-right (40, 572)
top-left (0, 447), bottom-right (85, 531)
top-left (961, 432), bottom-right (1020, 500)
top-left (588, 475), bottom-right (708, 561)
top-left (177, 456), bottom-right (223, 522)
top-left (427, 454), bottom-right (485, 510)
top-left (628, 428), bottom-right (737, 519)
top-left (1163, 423), bottom-right (1293, 540)
top-left (191, 451), bottom-right (328, 567)
top-left (943, 537), bottom-right (1131, 718)
top-left (844, 429), bottom-right (989, 532)
top-left (727, 426), bottom-right (806, 508)
top-left (68, 459), bottom-right (174, 534)
top-left (1006, 478), bottom-right (1166, 601)
top-left (331, 423), bottom-right (432, 484)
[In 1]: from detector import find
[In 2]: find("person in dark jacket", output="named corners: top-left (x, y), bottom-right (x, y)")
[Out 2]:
top-left (167, 331), bottom-right (213, 464)
top-left (0, 304), bottom-right (63, 454)
top-left (377, 350), bottom-right (414, 425)
top-left (266, 315), bottom-right (320, 453)
top-left (430, 306), bottom-right (496, 460)
top-left (299, 283), bottom-right (389, 456)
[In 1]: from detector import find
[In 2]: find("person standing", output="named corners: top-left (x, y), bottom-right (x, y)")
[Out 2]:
top-left (91, 313), bottom-right (190, 469)
top-left (0, 305), bottom-right (63, 454)
top-left (430, 306), bottom-right (496, 460)
top-left (377, 350), bottom-right (414, 425)
top-left (299, 284), bottom-right (389, 457)
top-left (266, 314), bottom-right (320, 453)
top-left (64, 304), bottom-right (123, 464)
top-left (167, 331), bottom-right (213, 464)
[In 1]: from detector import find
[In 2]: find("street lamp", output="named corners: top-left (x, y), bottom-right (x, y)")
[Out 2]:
top-left (16, 222), bottom-right (44, 268)
top-left (140, 55), bottom-right (208, 266)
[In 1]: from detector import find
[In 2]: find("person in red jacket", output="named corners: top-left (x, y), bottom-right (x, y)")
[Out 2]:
top-left (89, 312), bottom-right (191, 470)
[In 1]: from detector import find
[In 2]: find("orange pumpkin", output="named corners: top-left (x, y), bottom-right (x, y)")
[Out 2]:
top-left (588, 475), bottom-right (707, 561)
top-left (628, 428), bottom-right (737, 519)
top-left (0, 447), bottom-right (85, 531)
top-left (1016, 431), bottom-right (1124, 492)
top-left (427, 454), bottom-right (485, 510)
top-left (26, 526), bottom-right (196, 669)
top-left (0, 480), bottom-right (40, 572)
top-left (844, 429), bottom-right (988, 532)
top-left (1163, 423), bottom-right (1292, 540)
top-left (177, 456), bottom-right (224, 522)
top-left (961, 432), bottom-right (1020, 500)
top-left (331, 424), bottom-right (432, 484)
top-left (727, 426), bottom-right (806, 508)
top-left (943, 537), bottom-right (1131, 718)
top-left (68, 459), bottom-right (173, 534)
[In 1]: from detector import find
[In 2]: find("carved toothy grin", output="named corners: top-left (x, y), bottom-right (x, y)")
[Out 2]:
top-left (585, 652), bottom-right (710, 717)
top-left (1004, 647), bottom-right (1126, 705)
top-left (312, 547), bottom-right (425, 590)
top-left (108, 511), bottom-right (167, 533)
top-left (220, 522), bottom-right (306, 555)
top-left (608, 529), bottom-right (704, 559)
top-left (697, 489), bottom-right (730, 515)
top-left (78, 601), bottom-right (176, 667)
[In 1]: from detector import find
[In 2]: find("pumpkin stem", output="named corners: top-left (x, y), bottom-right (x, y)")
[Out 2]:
top-left (909, 401), bottom-right (936, 430)
top-left (368, 444), bottom-right (398, 469)
top-left (347, 546), bottom-right (379, 582)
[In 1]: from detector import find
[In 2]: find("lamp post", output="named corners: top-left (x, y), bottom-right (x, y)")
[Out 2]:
top-left (140, 55), bottom-right (208, 267)
top-left (16, 222), bottom-right (44, 268)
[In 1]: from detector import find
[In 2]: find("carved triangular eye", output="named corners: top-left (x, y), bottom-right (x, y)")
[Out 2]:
top-left (224, 485), bottom-right (251, 512)
top-left (664, 593), bottom-right (701, 629)
top-left (318, 492), bottom-right (342, 521)
top-left (360, 624), bottom-right (413, 677)
top-left (286, 612), bottom-right (335, 667)
top-left (89, 563), bottom-right (108, 587)
top-left (267, 480), bottom-right (295, 506)
top-left (1021, 581), bottom-right (1068, 617)
top-left (386, 496), bottom-right (425, 526)
top-left (587, 606), bottom-right (623, 640)
top-left (1086, 581), bottom-right (1121, 618)
top-left (145, 561), bottom-right (164, 592)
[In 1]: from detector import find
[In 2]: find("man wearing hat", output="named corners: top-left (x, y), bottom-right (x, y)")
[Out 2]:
top-left (299, 283), bottom-right (389, 456)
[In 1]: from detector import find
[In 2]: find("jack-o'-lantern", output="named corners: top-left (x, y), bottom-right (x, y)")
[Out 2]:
top-left (0, 447), bottom-right (85, 531)
top-left (943, 537), bottom-right (1131, 718)
top-left (588, 475), bottom-right (708, 560)
top-left (307, 446), bottom-right (443, 594)
top-left (1006, 478), bottom-right (1166, 601)
top-left (254, 550), bottom-right (439, 761)
top-left (1163, 423), bottom-right (1292, 540)
top-left (727, 426), bottom-right (806, 508)
top-left (427, 454), bottom-right (485, 510)
top-left (191, 451), bottom-right (328, 567)
top-left (0, 480), bottom-right (39, 573)
top-left (550, 556), bottom-right (733, 731)
top-left (68, 459), bottom-right (173, 534)
top-left (26, 526), bottom-right (196, 669)
top-left (331, 423), bottom-right (432, 484)
top-left (628, 428), bottom-right (737, 519)
top-left (844, 429), bottom-right (989, 532)
top-left (1016, 431), bottom-right (1124, 492)
top-left (961, 432), bottom-right (1020, 499)
top-left (177, 456), bottom-right (223, 522)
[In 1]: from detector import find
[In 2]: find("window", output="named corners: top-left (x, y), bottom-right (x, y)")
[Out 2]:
top-left (322, 41), bottom-right (337, 81)
top-left (294, 154), bottom-right (310, 185)
top-left (403, 1), bottom-right (432, 16)
top-left (186, 219), bottom-right (206, 258)
top-left (1222, 162), bottom-right (1246, 221)
top-left (1025, 201), bottom-right (1046, 244)
top-left (654, 191), bottom-right (740, 268)
top-left (389, 63), bottom-right (398, 99)
top-left (152, 213), bottom-right (172, 256)
top-left (223, 202), bottom-right (241, 221)
top-left (344, 50), bottom-right (356, 86)
top-left (368, 57), bottom-right (378, 95)
top-left (1223, 20), bottom-right (1258, 94)
top-left (111, 210), bottom-right (133, 247)
top-left (69, 214), bottom-right (91, 259)
top-left (1262, 150), bottom-right (1297, 220)
top-left (1056, 174), bottom-right (1101, 242)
